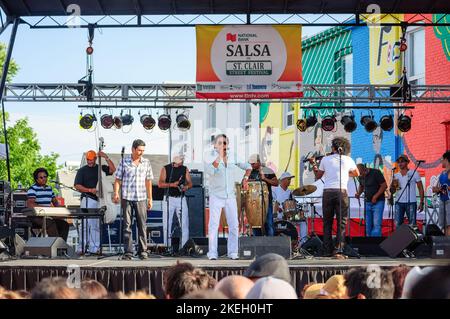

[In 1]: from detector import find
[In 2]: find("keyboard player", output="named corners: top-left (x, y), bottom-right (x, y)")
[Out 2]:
top-left (26, 168), bottom-right (69, 240)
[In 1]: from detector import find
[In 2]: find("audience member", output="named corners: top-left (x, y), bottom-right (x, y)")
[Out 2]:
top-left (401, 266), bottom-right (435, 299)
top-left (79, 279), bottom-right (108, 299)
top-left (243, 253), bottom-right (291, 284)
top-left (246, 277), bottom-right (298, 299)
top-left (389, 264), bottom-right (411, 299)
top-left (215, 275), bottom-right (254, 299)
top-left (31, 277), bottom-right (80, 299)
top-left (409, 266), bottom-right (450, 299)
top-left (182, 289), bottom-right (228, 299)
top-left (344, 267), bottom-right (395, 299)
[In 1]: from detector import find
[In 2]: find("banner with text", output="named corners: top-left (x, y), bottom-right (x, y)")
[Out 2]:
top-left (196, 25), bottom-right (303, 99)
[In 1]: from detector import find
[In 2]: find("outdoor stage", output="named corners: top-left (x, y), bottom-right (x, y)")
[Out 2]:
top-left (0, 256), bottom-right (448, 298)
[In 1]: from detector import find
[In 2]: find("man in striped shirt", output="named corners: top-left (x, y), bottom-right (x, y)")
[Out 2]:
top-left (26, 167), bottom-right (70, 240)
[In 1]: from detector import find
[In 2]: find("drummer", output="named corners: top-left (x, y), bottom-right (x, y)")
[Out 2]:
top-left (248, 154), bottom-right (279, 236)
top-left (272, 172), bottom-right (295, 220)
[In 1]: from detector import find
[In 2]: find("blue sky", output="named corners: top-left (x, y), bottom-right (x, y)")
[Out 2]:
top-left (0, 21), bottom-right (326, 165)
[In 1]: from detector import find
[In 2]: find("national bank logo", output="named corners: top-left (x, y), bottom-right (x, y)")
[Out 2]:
top-left (226, 33), bottom-right (237, 42)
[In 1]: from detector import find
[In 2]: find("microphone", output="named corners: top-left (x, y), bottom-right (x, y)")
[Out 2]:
top-left (121, 146), bottom-right (125, 157)
top-left (417, 160), bottom-right (426, 163)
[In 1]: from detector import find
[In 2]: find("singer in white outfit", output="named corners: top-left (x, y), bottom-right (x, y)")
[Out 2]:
top-left (205, 134), bottom-right (251, 260)
top-left (74, 150), bottom-right (116, 254)
top-left (158, 154), bottom-right (192, 250)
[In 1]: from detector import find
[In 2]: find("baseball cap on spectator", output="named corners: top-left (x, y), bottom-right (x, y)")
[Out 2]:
top-left (245, 277), bottom-right (297, 299)
top-left (280, 172), bottom-right (295, 180)
top-left (243, 253), bottom-right (291, 284)
top-left (303, 283), bottom-right (325, 299)
top-left (322, 275), bottom-right (347, 298)
top-left (86, 150), bottom-right (97, 160)
top-left (248, 154), bottom-right (260, 164)
top-left (401, 266), bottom-right (435, 299)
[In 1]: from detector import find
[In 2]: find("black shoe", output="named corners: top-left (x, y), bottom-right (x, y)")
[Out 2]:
top-left (122, 254), bottom-right (133, 260)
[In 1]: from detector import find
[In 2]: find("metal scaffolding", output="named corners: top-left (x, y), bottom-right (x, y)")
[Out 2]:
top-left (3, 83), bottom-right (450, 105)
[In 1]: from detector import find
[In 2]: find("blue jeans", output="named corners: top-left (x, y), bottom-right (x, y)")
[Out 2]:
top-left (365, 200), bottom-right (384, 237)
top-left (395, 202), bottom-right (417, 227)
top-left (252, 204), bottom-right (274, 236)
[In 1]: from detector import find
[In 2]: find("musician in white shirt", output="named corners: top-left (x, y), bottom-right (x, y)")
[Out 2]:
top-left (272, 172), bottom-right (295, 220)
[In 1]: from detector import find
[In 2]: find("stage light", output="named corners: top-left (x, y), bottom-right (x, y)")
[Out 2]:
top-left (140, 114), bottom-right (156, 130)
top-left (158, 114), bottom-right (172, 131)
top-left (399, 38), bottom-right (407, 52)
top-left (297, 113), bottom-right (317, 132)
top-left (340, 114), bottom-right (357, 133)
top-left (79, 114), bottom-right (96, 130)
top-left (176, 113), bottom-right (191, 131)
top-left (398, 114), bottom-right (412, 132)
top-left (86, 46), bottom-right (94, 55)
top-left (380, 114), bottom-right (394, 131)
top-left (360, 112), bottom-right (378, 132)
top-left (121, 114), bottom-right (134, 126)
top-left (100, 114), bottom-right (114, 129)
top-left (113, 116), bottom-right (123, 129)
top-left (321, 115), bottom-right (336, 132)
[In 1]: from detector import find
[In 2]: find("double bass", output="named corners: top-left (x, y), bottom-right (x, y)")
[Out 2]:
top-left (97, 137), bottom-right (117, 224)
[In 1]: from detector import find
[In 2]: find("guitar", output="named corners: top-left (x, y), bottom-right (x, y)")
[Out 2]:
top-left (97, 137), bottom-right (117, 224)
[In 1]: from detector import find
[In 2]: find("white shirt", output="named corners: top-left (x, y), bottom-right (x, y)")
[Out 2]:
top-left (318, 154), bottom-right (357, 190)
top-left (394, 170), bottom-right (421, 203)
top-left (272, 186), bottom-right (292, 205)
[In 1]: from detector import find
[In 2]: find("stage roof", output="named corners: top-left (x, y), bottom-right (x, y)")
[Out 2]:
top-left (0, 0), bottom-right (448, 17)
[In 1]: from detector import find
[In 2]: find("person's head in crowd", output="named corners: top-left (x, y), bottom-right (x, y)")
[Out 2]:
top-left (31, 277), bottom-right (80, 299)
top-left (243, 253), bottom-right (291, 284)
top-left (0, 287), bottom-right (24, 299)
top-left (344, 267), bottom-right (395, 299)
top-left (215, 275), bottom-right (254, 299)
top-left (245, 277), bottom-right (298, 299)
top-left (125, 291), bottom-right (156, 299)
top-left (389, 264), bottom-right (411, 299)
top-left (401, 266), bottom-right (435, 299)
top-left (79, 279), bottom-right (108, 299)
top-left (322, 275), bottom-right (347, 299)
top-left (164, 262), bottom-right (216, 299)
top-left (409, 266), bottom-right (450, 299)
top-left (182, 289), bottom-right (228, 299)
top-left (303, 283), bottom-right (325, 299)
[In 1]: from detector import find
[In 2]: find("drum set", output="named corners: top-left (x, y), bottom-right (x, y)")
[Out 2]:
top-left (219, 182), bottom-right (318, 254)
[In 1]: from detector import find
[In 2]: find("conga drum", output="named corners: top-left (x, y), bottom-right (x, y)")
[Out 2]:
top-left (220, 183), bottom-right (243, 228)
top-left (243, 181), bottom-right (269, 230)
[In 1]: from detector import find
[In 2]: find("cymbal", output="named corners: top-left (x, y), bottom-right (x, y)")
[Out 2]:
top-left (292, 185), bottom-right (317, 196)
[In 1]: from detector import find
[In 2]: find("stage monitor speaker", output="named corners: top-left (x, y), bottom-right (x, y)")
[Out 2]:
top-left (185, 187), bottom-right (205, 237)
top-left (431, 236), bottom-right (450, 259)
top-left (180, 237), bottom-right (227, 257)
top-left (239, 236), bottom-right (291, 259)
top-left (301, 235), bottom-right (323, 256)
top-left (349, 237), bottom-right (388, 257)
top-left (23, 237), bottom-right (74, 258)
top-left (380, 224), bottom-right (424, 258)
top-left (425, 224), bottom-right (444, 237)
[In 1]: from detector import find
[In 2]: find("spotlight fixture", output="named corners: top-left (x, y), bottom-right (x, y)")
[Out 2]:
top-left (340, 113), bottom-right (357, 133)
top-left (158, 114), bottom-right (172, 131)
top-left (296, 118), bottom-right (307, 132)
top-left (176, 113), bottom-right (191, 131)
top-left (86, 46), bottom-right (94, 55)
top-left (79, 113), bottom-right (96, 130)
top-left (113, 115), bottom-right (123, 129)
top-left (321, 115), bottom-right (336, 132)
top-left (379, 114), bottom-right (394, 131)
top-left (121, 114), bottom-right (134, 126)
top-left (100, 114), bottom-right (114, 129)
top-left (398, 114), bottom-right (412, 132)
top-left (140, 114), bottom-right (156, 130)
top-left (297, 112), bottom-right (317, 132)
top-left (360, 111), bottom-right (378, 132)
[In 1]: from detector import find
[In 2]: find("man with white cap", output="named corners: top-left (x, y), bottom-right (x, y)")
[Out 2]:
top-left (158, 153), bottom-right (192, 251)
top-left (272, 172), bottom-right (295, 220)
top-left (248, 154), bottom-right (279, 236)
top-left (74, 149), bottom-right (116, 254)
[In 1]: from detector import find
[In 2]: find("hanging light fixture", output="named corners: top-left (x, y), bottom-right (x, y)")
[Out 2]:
top-left (113, 115), bottom-right (123, 129)
top-left (140, 114), bottom-right (156, 130)
top-left (340, 112), bottom-right (357, 133)
top-left (100, 114), bottom-right (114, 129)
top-left (398, 114), bottom-right (412, 132)
top-left (380, 114), bottom-right (394, 131)
top-left (158, 114), bottom-right (172, 131)
top-left (121, 113), bottom-right (134, 126)
top-left (79, 113), bottom-right (96, 129)
top-left (321, 115), bottom-right (336, 132)
top-left (297, 112), bottom-right (318, 132)
top-left (360, 111), bottom-right (378, 132)
top-left (176, 113), bottom-right (191, 131)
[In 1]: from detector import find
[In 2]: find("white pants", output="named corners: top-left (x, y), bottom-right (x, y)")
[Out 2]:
top-left (208, 195), bottom-right (239, 259)
top-left (162, 196), bottom-right (189, 248)
top-left (78, 197), bottom-right (100, 253)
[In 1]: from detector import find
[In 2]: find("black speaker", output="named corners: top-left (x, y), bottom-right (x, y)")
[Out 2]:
top-left (189, 170), bottom-right (203, 187)
top-left (239, 236), bottom-right (291, 259)
top-left (180, 237), bottom-right (227, 256)
top-left (380, 224), bottom-right (424, 258)
top-left (425, 224), bottom-right (444, 237)
top-left (23, 237), bottom-right (74, 258)
top-left (301, 235), bottom-right (323, 256)
top-left (185, 187), bottom-right (205, 237)
top-left (431, 236), bottom-right (450, 259)
top-left (152, 185), bottom-right (165, 201)
top-left (349, 237), bottom-right (388, 257)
